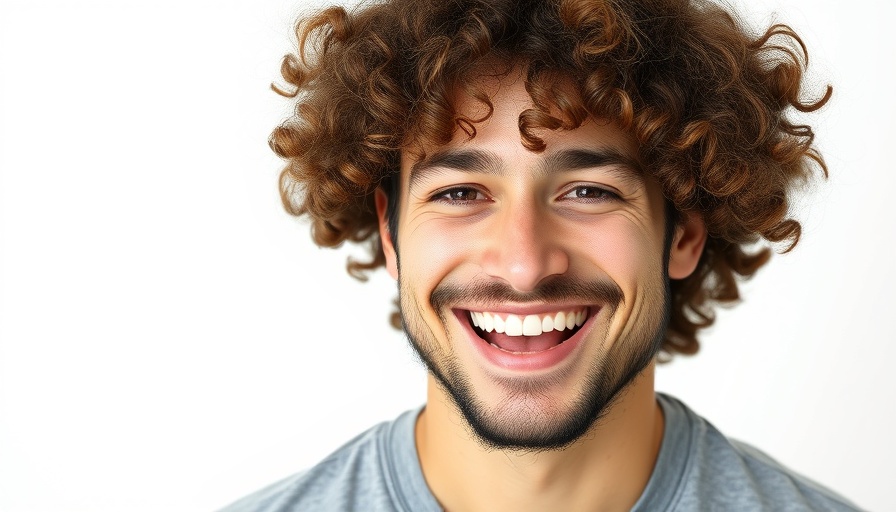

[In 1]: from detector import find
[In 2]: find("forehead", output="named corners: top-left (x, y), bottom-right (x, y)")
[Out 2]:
top-left (400, 66), bottom-right (642, 178)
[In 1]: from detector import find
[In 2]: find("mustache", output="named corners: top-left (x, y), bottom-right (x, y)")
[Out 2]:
top-left (430, 276), bottom-right (623, 312)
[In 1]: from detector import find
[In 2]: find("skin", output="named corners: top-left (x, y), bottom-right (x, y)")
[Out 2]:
top-left (375, 68), bottom-right (706, 512)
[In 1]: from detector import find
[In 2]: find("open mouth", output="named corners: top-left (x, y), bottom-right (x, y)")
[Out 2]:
top-left (465, 308), bottom-right (589, 354)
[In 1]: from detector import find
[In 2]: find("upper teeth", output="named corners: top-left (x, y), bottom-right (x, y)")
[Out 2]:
top-left (469, 309), bottom-right (588, 336)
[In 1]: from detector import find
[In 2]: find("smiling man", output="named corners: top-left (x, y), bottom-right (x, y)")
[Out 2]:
top-left (223, 0), bottom-right (859, 510)
top-left (385, 74), bottom-right (702, 465)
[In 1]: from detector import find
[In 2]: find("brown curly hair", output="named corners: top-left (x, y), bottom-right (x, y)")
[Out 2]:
top-left (270, 0), bottom-right (830, 358)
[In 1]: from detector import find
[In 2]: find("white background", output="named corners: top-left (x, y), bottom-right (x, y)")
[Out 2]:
top-left (0, 0), bottom-right (893, 510)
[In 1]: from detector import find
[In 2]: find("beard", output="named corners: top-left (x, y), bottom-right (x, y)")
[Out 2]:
top-left (398, 271), bottom-right (671, 452)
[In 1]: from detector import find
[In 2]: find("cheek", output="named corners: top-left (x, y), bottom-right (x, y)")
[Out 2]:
top-left (398, 219), bottom-right (478, 346)
top-left (400, 218), bottom-right (474, 295)
top-left (573, 218), bottom-right (663, 287)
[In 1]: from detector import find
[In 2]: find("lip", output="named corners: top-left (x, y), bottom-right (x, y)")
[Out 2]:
top-left (452, 306), bottom-right (597, 373)
top-left (452, 303), bottom-right (590, 316)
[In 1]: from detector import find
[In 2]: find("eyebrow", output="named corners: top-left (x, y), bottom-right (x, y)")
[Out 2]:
top-left (538, 148), bottom-right (645, 187)
top-left (409, 147), bottom-right (644, 190)
top-left (409, 149), bottom-right (502, 189)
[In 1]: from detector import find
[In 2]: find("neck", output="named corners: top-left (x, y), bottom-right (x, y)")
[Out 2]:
top-left (415, 364), bottom-right (663, 512)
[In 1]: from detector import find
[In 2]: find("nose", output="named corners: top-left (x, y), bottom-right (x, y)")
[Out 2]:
top-left (479, 200), bottom-right (569, 292)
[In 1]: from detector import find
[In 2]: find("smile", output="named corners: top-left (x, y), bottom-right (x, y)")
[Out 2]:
top-left (460, 307), bottom-right (591, 360)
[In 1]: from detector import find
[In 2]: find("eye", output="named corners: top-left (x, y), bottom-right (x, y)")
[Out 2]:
top-left (431, 187), bottom-right (488, 203)
top-left (560, 185), bottom-right (619, 202)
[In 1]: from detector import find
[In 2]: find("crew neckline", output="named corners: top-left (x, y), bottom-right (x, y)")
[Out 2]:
top-left (382, 393), bottom-right (692, 512)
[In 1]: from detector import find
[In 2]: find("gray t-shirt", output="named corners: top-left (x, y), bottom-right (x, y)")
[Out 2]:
top-left (220, 393), bottom-right (860, 511)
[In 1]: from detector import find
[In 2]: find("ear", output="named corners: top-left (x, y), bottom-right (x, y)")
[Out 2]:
top-left (374, 188), bottom-right (398, 280)
top-left (668, 211), bottom-right (707, 280)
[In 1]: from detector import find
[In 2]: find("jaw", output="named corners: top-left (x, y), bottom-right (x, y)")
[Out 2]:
top-left (424, 304), bottom-right (637, 452)
top-left (409, 291), bottom-right (667, 452)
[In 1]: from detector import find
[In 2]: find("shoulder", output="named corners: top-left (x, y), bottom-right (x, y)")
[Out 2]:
top-left (656, 394), bottom-right (862, 512)
top-left (218, 408), bottom-right (423, 512)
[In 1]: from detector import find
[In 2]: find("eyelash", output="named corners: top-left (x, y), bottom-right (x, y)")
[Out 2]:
top-left (430, 187), bottom-right (489, 203)
top-left (560, 185), bottom-right (620, 202)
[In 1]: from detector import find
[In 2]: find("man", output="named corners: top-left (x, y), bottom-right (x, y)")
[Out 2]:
top-left (224, 0), bottom-right (858, 510)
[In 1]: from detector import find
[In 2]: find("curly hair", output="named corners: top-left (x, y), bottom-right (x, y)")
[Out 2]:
top-left (270, 0), bottom-right (830, 358)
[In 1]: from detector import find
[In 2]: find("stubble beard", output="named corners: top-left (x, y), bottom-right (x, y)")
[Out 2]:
top-left (398, 273), bottom-right (671, 452)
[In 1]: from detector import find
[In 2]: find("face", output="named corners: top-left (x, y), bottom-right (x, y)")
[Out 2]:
top-left (377, 70), bottom-right (704, 451)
